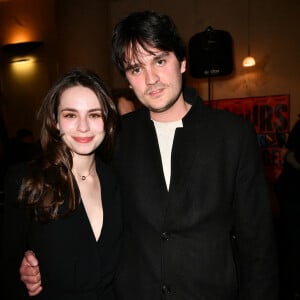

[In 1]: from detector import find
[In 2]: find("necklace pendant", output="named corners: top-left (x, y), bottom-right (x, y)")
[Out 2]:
top-left (81, 175), bottom-right (86, 181)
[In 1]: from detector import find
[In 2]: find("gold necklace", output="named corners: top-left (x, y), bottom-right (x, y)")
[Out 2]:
top-left (74, 163), bottom-right (95, 181)
top-left (80, 173), bottom-right (90, 181)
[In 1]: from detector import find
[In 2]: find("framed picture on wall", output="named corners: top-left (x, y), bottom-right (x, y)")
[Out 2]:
top-left (206, 94), bottom-right (290, 182)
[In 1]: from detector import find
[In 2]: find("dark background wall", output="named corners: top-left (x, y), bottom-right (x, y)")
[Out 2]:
top-left (0, 0), bottom-right (299, 139)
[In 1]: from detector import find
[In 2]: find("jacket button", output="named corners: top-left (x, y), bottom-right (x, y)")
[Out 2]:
top-left (161, 232), bottom-right (170, 241)
top-left (162, 284), bottom-right (171, 294)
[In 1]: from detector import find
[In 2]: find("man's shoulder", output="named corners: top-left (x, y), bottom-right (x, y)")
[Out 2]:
top-left (120, 106), bottom-right (148, 125)
top-left (214, 108), bottom-right (254, 129)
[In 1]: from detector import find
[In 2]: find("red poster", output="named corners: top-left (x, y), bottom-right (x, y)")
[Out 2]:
top-left (206, 95), bottom-right (290, 182)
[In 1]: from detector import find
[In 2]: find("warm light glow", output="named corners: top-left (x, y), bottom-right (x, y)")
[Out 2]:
top-left (10, 58), bottom-right (38, 75)
top-left (242, 56), bottom-right (256, 67)
top-left (4, 33), bottom-right (35, 46)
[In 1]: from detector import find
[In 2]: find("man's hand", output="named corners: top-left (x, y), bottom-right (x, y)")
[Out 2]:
top-left (19, 250), bottom-right (43, 296)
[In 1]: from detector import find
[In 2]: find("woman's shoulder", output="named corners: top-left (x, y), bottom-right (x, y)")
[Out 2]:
top-left (5, 161), bottom-right (33, 182)
top-left (4, 161), bottom-right (36, 194)
top-left (3, 162), bottom-right (34, 207)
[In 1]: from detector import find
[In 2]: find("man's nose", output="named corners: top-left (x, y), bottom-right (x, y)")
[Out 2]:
top-left (145, 67), bottom-right (159, 85)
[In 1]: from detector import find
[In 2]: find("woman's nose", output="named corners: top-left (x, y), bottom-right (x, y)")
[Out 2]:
top-left (78, 117), bottom-right (89, 132)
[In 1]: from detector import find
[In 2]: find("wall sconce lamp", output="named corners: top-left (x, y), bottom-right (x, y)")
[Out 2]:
top-left (1, 41), bottom-right (43, 62)
top-left (242, 0), bottom-right (256, 67)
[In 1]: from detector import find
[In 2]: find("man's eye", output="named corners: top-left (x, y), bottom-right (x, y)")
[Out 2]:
top-left (157, 59), bottom-right (165, 66)
top-left (132, 67), bottom-right (141, 74)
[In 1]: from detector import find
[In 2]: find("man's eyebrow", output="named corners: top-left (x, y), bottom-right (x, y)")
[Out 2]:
top-left (125, 63), bottom-right (140, 72)
top-left (153, 51), bottom-right (169, 60)
top-left (125, 51), bottom-right (170, 72)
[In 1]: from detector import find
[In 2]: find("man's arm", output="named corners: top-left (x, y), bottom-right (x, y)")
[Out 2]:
top-left (236, 121), bottom-right (278, 299)
top-left (20, 251), bottom-right (43, 296)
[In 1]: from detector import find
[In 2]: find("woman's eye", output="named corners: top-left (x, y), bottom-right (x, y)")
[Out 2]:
top-left (89, 113), bottom-right (102, 118)
top-left (63, 113), bottom-right (76, 118)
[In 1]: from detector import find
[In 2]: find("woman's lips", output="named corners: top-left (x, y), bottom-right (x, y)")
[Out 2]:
top-left (73, 136), bottom-right (94, 143)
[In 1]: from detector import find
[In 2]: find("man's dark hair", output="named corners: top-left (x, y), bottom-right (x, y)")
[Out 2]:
top-left (112, 10), bottom-right (186, 77)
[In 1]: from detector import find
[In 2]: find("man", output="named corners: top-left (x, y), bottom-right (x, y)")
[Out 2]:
top-left (19, 10), bottom-right (278, 299)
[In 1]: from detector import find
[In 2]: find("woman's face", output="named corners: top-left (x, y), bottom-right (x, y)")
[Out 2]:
top-left (56, 85), bottom-right (105, 156)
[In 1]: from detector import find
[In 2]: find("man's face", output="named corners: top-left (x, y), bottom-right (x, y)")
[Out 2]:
top-left (124, 45), bottom-right (186, 115)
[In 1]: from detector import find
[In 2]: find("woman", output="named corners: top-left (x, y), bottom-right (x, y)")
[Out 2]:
top-left (2, 68), bottom-right (122, 300)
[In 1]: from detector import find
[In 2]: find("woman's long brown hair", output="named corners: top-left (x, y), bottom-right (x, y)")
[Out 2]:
top-left (18, 68), bottom-right (119, 222)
